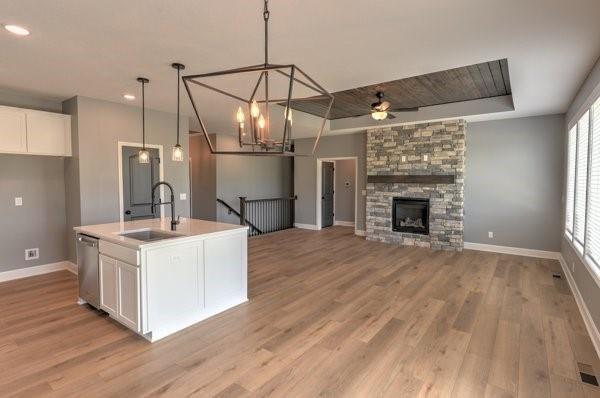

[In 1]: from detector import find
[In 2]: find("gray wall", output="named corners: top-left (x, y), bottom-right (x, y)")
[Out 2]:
top-left (334, 159), bottom-right (356, 223)
top-left (214, 135), bottom-right (293, 224)
top-left (464, 115), bottom-right (565, 251)
top-left (561, 56), bottom-right (600, 330)
top-left (189, 133), bottom-right (216, 221)
top-left (0, 93), bottom-right (68, 272)
top-left (64, 96), bottom-right (191, 261)
top-left (294, 133), bottom-right (366, 231)
top-left (0, 155), bottom-right (67, 272)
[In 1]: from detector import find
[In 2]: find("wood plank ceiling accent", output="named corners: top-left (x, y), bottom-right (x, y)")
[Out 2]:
top-left (289, 59), bottom-right (511, 120)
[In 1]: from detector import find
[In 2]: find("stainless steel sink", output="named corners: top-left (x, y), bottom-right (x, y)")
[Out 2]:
top-left (119, 229), bottom-right (183, 242)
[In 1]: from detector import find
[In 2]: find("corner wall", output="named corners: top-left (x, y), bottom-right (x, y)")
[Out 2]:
top-left (465, 114), bottom-right (565, 251)
top-left (561, 56), bottom-right (600, 331)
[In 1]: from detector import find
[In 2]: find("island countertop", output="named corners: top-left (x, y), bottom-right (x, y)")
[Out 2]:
top-left (74, 217), bottom-right (248, 249)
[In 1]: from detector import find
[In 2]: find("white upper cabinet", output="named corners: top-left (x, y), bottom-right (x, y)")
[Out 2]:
top-left (0, 107), bottom-right (27, 154)
top-left (26, 110), bottom-right (71, 156)
top-left (0, 105), bottom-right (71, 157)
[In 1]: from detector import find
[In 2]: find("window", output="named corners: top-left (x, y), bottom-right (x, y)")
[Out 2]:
top-left (566, 126), bottom-right (576, 235)
top-left (565, 96), bottom-right (600, 271)
top-left (574, 111), bottom-right (590, 247)
top-left (587, 99), bottom-right (600, 267)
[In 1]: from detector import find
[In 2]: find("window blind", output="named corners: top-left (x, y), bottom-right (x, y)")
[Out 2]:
top-left (574, 111), bottom-right (590, 247)
top-left (566, 125), bottom-right (577, 234)
top-left (587, 99), bottom-right (600, 266)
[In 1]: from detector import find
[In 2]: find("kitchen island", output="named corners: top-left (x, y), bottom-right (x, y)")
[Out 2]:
top-left (75, 218), bottom-right (248, 342)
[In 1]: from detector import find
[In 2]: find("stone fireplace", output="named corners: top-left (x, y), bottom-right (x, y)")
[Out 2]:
top-left (366, 120), bottom-right (465, 251)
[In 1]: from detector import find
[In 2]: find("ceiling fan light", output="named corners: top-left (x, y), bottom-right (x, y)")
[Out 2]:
top-left (371, 111), bottom-right (388, 121)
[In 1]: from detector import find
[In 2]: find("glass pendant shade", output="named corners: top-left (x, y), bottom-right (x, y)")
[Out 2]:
top-left (138, 148), bottom-right (150, 164)
top-left (371, 111), bottom-right (388, 121)
top-left (172, 144), bottom-right (184, 162)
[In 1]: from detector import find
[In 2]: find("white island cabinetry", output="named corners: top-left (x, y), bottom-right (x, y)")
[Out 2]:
top-left (75, 218), bottom-right (248, 342)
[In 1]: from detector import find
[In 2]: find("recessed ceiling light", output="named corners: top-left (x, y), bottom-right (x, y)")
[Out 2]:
top-left (4, 25), bottom-right (30, 36)
top-left (123, 94), bottom-right (136, 100)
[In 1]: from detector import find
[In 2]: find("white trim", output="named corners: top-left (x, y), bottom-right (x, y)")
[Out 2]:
top-left (64, 261), bottom-right (78, 275)
top-left (117, 141), bottom-right (165, 223)
top-left (294, 223), bottom-right (319, 230)
top-left (316, 157), bottom-right (358, 234)
top-left (463, 242), bottom-right (561, 260)
top-left (334, 220), bottom-right (355, 227)
top-left (355, 229), bottom-right (366, 236)
top-left (558, 254), bottom-right (600, 358)
top-left (0, 261), bottom-right (76, 283)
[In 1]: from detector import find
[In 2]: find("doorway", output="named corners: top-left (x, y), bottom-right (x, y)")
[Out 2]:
top-left (118, 142), bottom-right (165, 222)
top-left (316, 157), bottom-right (358, 232)
top-left (321, 161), bottom-right (335, 228)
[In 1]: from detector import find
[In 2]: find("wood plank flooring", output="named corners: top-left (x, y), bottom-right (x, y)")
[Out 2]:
top-left (1, 226), bottom-right (599, 397)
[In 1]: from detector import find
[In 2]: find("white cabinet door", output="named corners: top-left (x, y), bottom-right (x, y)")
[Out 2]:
top-left (26, 111), bottom-right (71, 156)
top-left (117, 261), bottom-right (140, 332)
top-left (0, 107), bottom-right (27, 154)
top-left (205, 234), bottom-right (245, 308)
top-left (145, 244), bottom-right (203, 332)
top-left (99, 254), bottom-right (118, 316)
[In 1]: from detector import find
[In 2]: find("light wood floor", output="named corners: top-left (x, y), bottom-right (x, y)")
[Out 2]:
top-left (1, 226), bottom-right (600, 397)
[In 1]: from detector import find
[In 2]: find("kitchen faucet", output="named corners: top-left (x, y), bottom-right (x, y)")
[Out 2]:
top-left (151, 181), bottom-right (180, 231)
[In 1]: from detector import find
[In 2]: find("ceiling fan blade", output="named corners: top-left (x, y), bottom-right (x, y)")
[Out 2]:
top-left (388, 107), bottom-right (420, 112)
top-left (386, 113), bottom-right (396, 119)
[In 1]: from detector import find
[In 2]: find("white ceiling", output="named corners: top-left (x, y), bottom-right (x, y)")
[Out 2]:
top-left (1, 0), bottom-right (599, 136)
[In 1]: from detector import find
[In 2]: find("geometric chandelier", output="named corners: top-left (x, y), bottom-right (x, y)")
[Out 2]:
top-left (183, 0), bottom-right (334, 156)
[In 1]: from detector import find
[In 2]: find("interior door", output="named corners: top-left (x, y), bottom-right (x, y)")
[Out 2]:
top-left (321, 161), bottom-right (334, 228)
top-left (122, 146), bottom-right (160, 221)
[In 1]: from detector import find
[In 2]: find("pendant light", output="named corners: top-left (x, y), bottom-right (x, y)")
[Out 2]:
top-left (137, 77), bottom-right (150, 164)
top-left (171, 63), bottom-right (185, 162)
top-left (181, 0), bottom-right (334, 156)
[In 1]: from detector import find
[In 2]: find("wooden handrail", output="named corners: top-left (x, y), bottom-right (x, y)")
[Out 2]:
top-left (216, 198), bottom-right (263, 234)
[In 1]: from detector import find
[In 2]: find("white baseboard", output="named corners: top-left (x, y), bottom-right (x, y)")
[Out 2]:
top-left (463, 242), bottom-right (560, 260)
top-left (334, 220), bottom-right (355, 227)
top-left (294, 223), bottom-right (318, 230)
top-left (355, 229), bottom-right (366, 236)
top-left (0, 261), bottom-right (77, 283)
top-left (558, 255), bottom-right (600, 358)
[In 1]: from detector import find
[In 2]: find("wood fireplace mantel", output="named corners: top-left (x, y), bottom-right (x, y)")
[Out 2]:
top-left (367, 175), bottom-right (455, 184)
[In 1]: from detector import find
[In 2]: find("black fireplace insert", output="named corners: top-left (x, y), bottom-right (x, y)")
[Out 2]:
top-left (392, 197), bottom-right (429, 235)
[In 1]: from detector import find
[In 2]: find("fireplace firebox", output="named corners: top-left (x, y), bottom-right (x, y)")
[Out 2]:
top-left (392, 197), bottom-right (429, 235)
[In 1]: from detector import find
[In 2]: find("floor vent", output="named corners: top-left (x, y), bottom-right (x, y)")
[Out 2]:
top-left (580, 372), bottom-right (599, 386)
top-left (552, 273), bottom-right (562, 279)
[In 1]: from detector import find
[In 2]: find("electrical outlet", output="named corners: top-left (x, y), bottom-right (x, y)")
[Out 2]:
top-left (488, 231), bottom-right (494, 239)
top-left (423, 154), bottom-right (429, 162)
top-left (15, 197), bottom-right (23, 206)
top-left (179, 193), bottom-right (187, 200)
top-left (25, 248), bottom-right (39, 260)
top-left (401, 155), bottom-right (407, 162)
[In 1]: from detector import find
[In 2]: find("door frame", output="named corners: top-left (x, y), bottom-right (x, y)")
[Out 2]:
top-left (316, 157), bottom-right (358, 233)
top-left (118, 141), bottom-right (165, 223)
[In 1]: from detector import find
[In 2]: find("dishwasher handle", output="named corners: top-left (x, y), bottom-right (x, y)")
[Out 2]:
top-left (77, 235), bottom-right (98, 247)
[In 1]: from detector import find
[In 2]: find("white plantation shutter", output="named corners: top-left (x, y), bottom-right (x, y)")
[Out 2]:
top-left (566, 125), bottom-right (577, 234)
top-left (574, 111), bottom-right (590, 247)
top-left (587, 99), bottom-right (600, 266)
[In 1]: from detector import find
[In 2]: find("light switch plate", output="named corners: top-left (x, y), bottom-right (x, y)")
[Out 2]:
top-left (488, 231), bottom-right (494, 238)
top-left (362, 190), bottom-right (367, 196)
top-left (179, 193), bottom-right (187, 200)
top-left (15, 197), bottom-right (23, 206)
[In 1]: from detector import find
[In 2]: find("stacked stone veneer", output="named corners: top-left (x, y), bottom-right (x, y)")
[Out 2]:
top-left (366, 120), bottom-right (466, 251)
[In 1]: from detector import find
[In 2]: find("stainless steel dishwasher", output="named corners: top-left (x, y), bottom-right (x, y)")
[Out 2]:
top-left (76, 233), bottom-right (100, 309)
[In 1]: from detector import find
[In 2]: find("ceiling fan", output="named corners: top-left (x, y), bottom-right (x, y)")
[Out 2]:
top-left (367, 91), bottom-right (419, 120)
